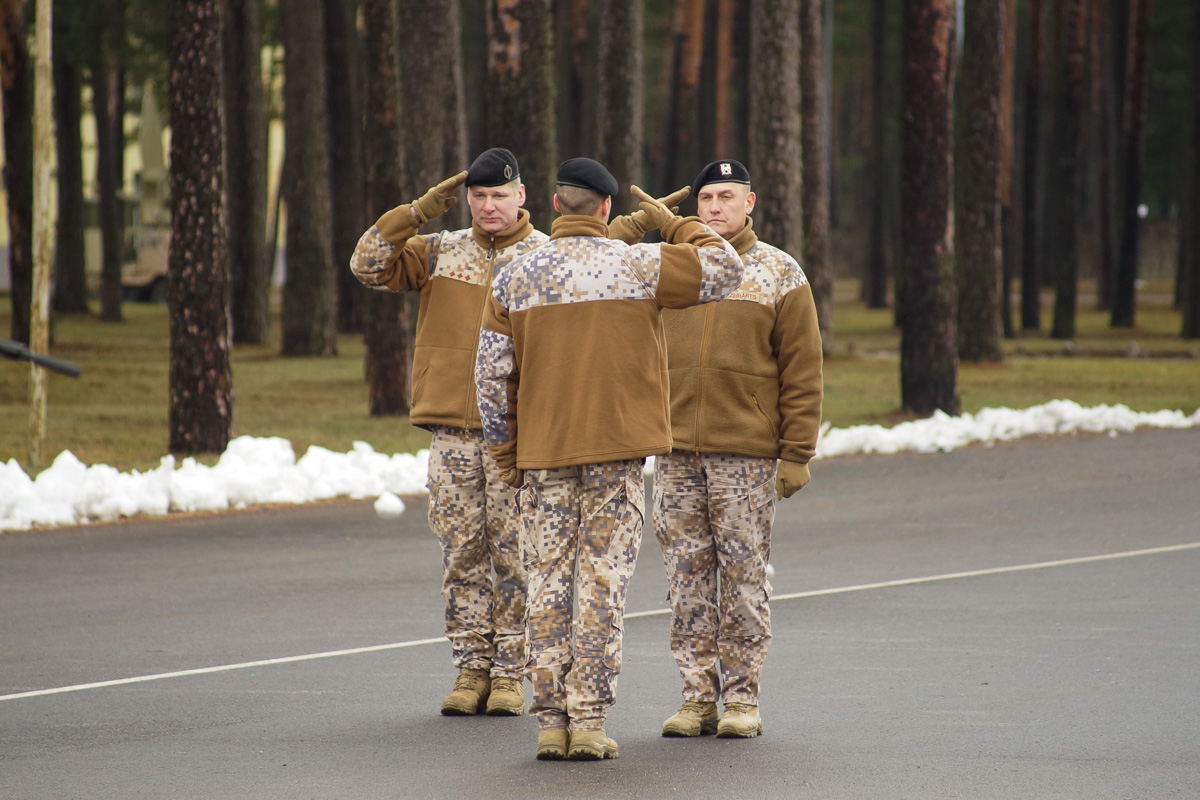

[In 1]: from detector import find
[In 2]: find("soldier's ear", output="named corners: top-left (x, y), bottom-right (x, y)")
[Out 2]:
top-left (744, 191), bottom-right (756, 215)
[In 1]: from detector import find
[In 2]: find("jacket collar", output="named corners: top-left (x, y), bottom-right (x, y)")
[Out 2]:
top-left (726, 217), bottom-right (758, 256)
top-left (472, 208), bottom-right (535, 250)
top-left (549, 215), bottom-right (609, 240)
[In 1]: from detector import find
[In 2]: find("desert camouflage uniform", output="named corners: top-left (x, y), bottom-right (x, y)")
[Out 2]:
top-left (475, 214), bottom-right (744, 732)
top-left (655, 219), bottom-right (823, 706)
top-left (653, 452), bottom-right (776, 703)
top-left (350, 206), bottom-right (547, 680)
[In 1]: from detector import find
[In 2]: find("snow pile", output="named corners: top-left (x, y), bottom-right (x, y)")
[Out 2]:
top-left (2, 400), bottom-right (1197, 533)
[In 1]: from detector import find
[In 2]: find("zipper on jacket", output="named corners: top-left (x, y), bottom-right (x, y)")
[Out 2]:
top-left (693, 305), bottom-right (713, 454)
top-left (751, 393), bottom-right (778, 438)
top-left (468, 238), bottom-right (498, 425)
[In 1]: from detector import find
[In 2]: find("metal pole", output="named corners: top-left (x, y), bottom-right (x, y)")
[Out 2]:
top-left (29, 0), bottom-right (54, 468)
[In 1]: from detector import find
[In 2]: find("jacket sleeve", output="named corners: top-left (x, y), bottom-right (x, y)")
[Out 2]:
top-left (772, 279), bottom-right (824, 465)
top-left (651, 216), bottom-right (745, 309)
top-left (348, 203), bottom-right (435, 292)
top-left (476, 293), bottom-right (519, 472)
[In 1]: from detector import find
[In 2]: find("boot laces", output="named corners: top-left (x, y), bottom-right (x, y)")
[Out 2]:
top-left (454, 672), bottom-right (484, 692)
top-left (680, 701), bottom-right (714, 715)
top-left (492, 677), bottom-right (520, 694)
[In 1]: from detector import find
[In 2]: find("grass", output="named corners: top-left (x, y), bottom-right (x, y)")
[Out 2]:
top-left (2, 280), bottom-right (1197, 476)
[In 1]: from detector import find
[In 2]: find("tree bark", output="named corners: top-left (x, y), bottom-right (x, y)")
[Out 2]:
top-left (1019, 0), bottom-right (1044, 332)
top-left (864, 0), bottom-right (891, 310)
top-left (595, 0), bottom-right (642, 215)
top-left (363, 0), bottom-right (409, 416)
top-left (484, 0), bottom-right (556, 230)
top-left (280, 0), bottom-right (338, 356)
top-left (800, 0), bottom-right (834, 356)
top-left (1051, 0), bottom-right (1087, 339)
top-left (223, 0), bottom-right (270, 345)
top-left (900, 0), bottom-right (959, 416)
top-left (1000, 0), bottom-right (1018, 337)
top-left (167, 0), bottom-right (233, 454)
top-left (1110, 0), bottom-right (1151, 328)
top-left (2, 0), bottom-right (33, 343)
top-left (955, 0), bottom-right (1005, 361)
top-left (325, 0), bottom-right (368, 335)
top-left (92, 0), bottom-right (124, 322)
top-left (749, 0), bottom-right (802, 265)
top-left (52, 23), bottom-right (88, 314)
top-left (1182, 1), bottom-right (1200, 340)
top-left (659, 0), bottom-right (704, 194)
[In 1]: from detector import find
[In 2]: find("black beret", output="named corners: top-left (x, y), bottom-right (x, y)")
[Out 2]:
top-left (693, 159), bottom-right (752, 193)
top-left (555, 157), bottom-right (619, 198)
top-left (467, 148), bottom-right (520, 187)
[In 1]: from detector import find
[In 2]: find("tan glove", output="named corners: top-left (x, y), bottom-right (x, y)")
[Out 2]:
top-left (412, 170), bottom-right (468, 224)
top-left (775, 460), bottom-right (810, 499)
top-left (628, 184), bottom-right (678, 235)
top-left (607, 185), bottom-right (690, 244)
top-left (499, 466), bottom-right (525, 489)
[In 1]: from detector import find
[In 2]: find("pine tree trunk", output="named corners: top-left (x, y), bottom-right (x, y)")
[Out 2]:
top-left (52, 36), bottom-right (88, 314)
top-left (1051, 0), bottom-right (1087, 340)
top-left (224, 0), bottom-right (270, 345)
top-left (167, 0), bottom-right (232, 454)
top-left (1110, 0), bottom-right (1151, 328)
top-left (325, 0), bottom-right (368, 335)
top-left (362, 0), bottom-right (409, 416)
top-left (92, 0), bottom-right (124, 322)
top-left (749, 0), bottom-right (802, 263)
top-left (1020, 0), bottom-right (1044, 332)
top-left (900, 0), bottom-right (959, 416)
top-left (1000, 0), bottom-right (1018, 338)
top-left (1182, 2), bottom-right (1200, 340)
top-left (956, 0), bottom-right (1004, 361)
top-left (280, 0), bottom-right (338, 356)
top-left (484, 0), bottom-right (556, 230)
top-left (2, 0), bottom-right (33, 343)
top-left (660, 0), bottom-right (705, 194)
top-left (596, 0), bottom-right (642, 215)
top-left (800, 0), bottom-right (834, 356)
top-left (864, 0), bottom-right (890, 309)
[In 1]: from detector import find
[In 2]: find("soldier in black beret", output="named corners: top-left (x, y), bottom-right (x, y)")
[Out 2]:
top-left (475, 155), bottom-right (747, 761)
top-left (653, 159), bottom-right (823, 741)
top-left (348, 151), bottom-right (548, 720)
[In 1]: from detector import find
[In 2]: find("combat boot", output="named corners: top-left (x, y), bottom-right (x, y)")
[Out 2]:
top-left (440, 667), bottom-right (490, 715)
top-left (661, 700), bottom-right (719, 737)
top-left (536, 728), bottom-right (569, 760)
top-left (568, 728), bottom-right (619, 760)
top-left (716, 702), bottom-right (763, 738)
top-left (486, 675), bottom-right (524, 716)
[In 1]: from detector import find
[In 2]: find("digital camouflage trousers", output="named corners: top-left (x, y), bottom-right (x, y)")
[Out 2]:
top-left (522, 459), bottom-right (645, 732)
top-left (653, 451), bottom-right (776, 705)
top-left (426, 427), bottom-right (526, 680)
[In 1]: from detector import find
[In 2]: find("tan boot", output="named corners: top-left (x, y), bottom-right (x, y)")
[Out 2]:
top-left (485, 675), bottom-right (524, 716)
top-left (440, 667), bottom-right (490, 716)
top-left (716, 702), bottom-right (763, 738)
top-left (568, 728), bottom-right (619, 760)
top-left (536, 728), bottom-right (569, 761)
top-left (661, 700), bottom-right (719, 737)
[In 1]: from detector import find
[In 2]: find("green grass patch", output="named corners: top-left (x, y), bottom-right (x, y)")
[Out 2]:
top-left (3, 281), bottom-right (1196, 476)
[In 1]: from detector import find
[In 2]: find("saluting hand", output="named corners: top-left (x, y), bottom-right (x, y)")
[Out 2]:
top-left (412, 170), bottom-right (468, 224)
top-left (630, 185), bottom-right (678, 232)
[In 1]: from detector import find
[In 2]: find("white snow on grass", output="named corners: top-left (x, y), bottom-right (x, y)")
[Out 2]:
top-left (2, 400), bottom-right (1197, 533)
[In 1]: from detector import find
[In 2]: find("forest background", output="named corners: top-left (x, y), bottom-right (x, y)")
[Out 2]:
top-left (2, 0), bottom-right (1198, 474)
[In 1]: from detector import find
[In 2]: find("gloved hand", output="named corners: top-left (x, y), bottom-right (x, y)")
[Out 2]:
top-left (628, 184), bottom-right (679, 234)
top-left (412, 170), bottom-right (468, 224)
top-left (775, 460), bottom-right (810, 499)
top-left (499, 466), bottom-right (525, 489)
top-left (608, 185), bottom-right (691, 244)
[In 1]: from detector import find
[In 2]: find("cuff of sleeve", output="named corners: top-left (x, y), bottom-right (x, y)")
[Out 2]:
top-left (661, 216), bottom-right (707, 243)
top-left (376, 204), bottom-right (422, 241)
top-left (488, 440), bottom-right (518, 472)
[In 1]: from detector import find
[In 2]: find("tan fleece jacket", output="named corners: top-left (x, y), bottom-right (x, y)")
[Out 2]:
top-left (475, 215), bottom-right (745, 471)
top-left (349, 205), bottom-right (548, 430)
top-left (662, 219), bottom-right (823, 464)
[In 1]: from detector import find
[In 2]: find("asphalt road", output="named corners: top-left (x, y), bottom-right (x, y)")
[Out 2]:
top-left (2, 429), bottom-right (1197, 799)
